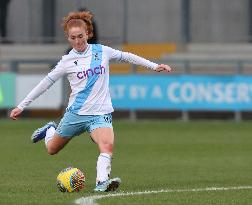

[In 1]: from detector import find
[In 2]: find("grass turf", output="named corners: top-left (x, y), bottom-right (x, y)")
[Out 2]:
top-left (0, 119), bottom-right (252, 205)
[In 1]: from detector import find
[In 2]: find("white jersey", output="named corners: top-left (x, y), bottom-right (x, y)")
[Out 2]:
top-left (17, 44), bottom-right (158, 115)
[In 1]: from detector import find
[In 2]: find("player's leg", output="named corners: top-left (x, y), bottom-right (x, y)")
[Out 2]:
top-left (45, 133), bottom-right (71, 155)
top-left (89, 114), bottom-right (121, 192)
top-left (31, 121), bottom-right (71, 155)
top-left (31, 111), bottom-right (82, 155)
top-left (90, 127), bottom-right (114, 155)
top-left (91, 127), bottom-right (121, 192)
top-left (31, 121), bottom-right (57, 143)
top-left (91, 127), bottom-right (114, 184)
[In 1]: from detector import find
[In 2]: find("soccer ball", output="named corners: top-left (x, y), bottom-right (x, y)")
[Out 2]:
top-left (56, 167), bottom-right (85, 192)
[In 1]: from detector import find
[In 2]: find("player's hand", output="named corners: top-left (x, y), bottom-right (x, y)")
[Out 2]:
top-left (155, 64), bottom-right (172, 72)
top-left (10, 107), bottom-right (23, 120)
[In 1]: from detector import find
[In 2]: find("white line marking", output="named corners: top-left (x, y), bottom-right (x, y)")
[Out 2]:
top-left (75, 186), bottom-right (252, 205)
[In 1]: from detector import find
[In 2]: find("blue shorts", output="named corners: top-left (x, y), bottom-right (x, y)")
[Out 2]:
top-left (55, 112), bottom-right (112, 138)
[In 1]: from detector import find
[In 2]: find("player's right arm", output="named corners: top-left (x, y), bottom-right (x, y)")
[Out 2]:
top-left (10, 107), bottom-right (23, 120)
top-left (10, 59), bottom-right (66, 120)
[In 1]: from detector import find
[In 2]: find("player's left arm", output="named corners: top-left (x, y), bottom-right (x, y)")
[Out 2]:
top-left (121, 52), bottom-right (173, 73)
top-left (154, 64), bottom-right (172, 73)
top-left (103, 46), bottom-right (172, 72)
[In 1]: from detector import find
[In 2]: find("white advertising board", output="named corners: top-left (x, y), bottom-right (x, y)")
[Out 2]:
top-left (16, 75), bottom-right (63, 109)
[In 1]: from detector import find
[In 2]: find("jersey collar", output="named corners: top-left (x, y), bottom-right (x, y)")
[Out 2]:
top-left (73, 44), bottom-right (90, 55)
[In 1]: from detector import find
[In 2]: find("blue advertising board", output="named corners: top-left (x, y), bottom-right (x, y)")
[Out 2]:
top-left (110, 75), bottom-right (252, 111)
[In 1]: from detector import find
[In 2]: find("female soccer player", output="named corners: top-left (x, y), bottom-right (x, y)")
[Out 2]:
top-left (10, 10), bottom-right (172, 192)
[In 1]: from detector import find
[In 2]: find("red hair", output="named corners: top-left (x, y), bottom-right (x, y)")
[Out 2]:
top-left (62, 11), bottom-right (93, 39)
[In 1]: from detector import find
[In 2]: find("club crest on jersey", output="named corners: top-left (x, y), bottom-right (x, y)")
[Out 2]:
top-left (94, 53), bottom-right (99, 61)
top-left (74, 60), bottom-right (78, 65)
top-left (77, 65), bottom-right (105, 79)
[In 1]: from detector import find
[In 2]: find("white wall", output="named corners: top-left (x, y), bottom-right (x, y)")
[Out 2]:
top-left (191, 0), bottom-right (249, 42)
top-left (6, 0), bottom-right (250, 44)
top-left (16, 75), bottom-right (63, 109)
top-left (7, 0), bottom-right (42, 42)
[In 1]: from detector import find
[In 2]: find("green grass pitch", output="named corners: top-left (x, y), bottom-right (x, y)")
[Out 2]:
top-left (0, 119), bottom-right (252, 205)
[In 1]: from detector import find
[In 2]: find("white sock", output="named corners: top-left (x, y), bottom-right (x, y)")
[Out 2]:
top-left (45, 127), bottom-right (55, 147)
top-left (96, 153), bottom-right (112, 184)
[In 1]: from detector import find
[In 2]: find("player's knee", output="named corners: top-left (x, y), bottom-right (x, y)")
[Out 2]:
top-left (106, 143), bottom-right (113, 153)
top-left (47, 146), bottom-right (59, 155)
top-left (100, 141), bottom-right (113, 154)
